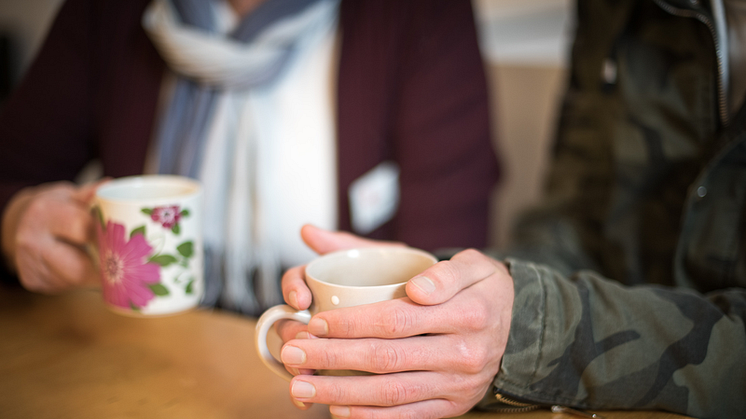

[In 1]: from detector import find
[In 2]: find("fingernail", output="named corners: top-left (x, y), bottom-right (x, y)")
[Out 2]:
top-left (291, 380), bottom-right (316, 398)
top-left (289, 290), bottom-right (299, 307)
top-left (330, 405), bottom-right (350, 417)
top-left (281, 346), bottom-right (307, 365)
top-left (293, 399), bottom-right (306, 408)
top-left (410, 276), bottom-right (436, 295)
top-left (308, 318), bottom-right (328, 336)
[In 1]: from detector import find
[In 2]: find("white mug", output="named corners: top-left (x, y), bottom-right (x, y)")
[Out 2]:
top-left (255, 246), bottom-right (437, 381)
top-left (93, 175), bottom-right (203, 316)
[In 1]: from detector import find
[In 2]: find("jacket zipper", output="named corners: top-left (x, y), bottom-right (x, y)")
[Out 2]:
top-left (493, 393), bottom-right (541, 413)
top-left (494, 393), bottom-right (606, 418)
top-left (652, 0), bottom-right (729, 126)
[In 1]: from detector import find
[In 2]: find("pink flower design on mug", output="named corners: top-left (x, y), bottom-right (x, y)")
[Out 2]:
top-left (97, 221), bottom-right (161, 309)
top-left (150, 205), bottom-right (181, 229)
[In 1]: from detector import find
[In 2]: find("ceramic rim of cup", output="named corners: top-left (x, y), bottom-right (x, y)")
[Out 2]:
top-left (95, 175), bottom-right (201, 205)
top-left (304, 247), bottom-right (437, 290)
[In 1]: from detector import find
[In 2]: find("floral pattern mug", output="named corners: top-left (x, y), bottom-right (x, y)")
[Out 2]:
top-left (94, 175), bottom-right (203, 316)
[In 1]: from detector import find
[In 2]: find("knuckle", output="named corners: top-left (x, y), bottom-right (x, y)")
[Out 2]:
top-left (326, 381), bottom-right (348, 401)
top-left (320, 346), bottom-right (339, 368)
top-left (467, 379), bottom-right (490, 401)
top-left (39, 245), bottom-right (56, 267)
top-left (371, 341), bottom-right (405, 372)
top-left (461, 301), bottom-right (490, 331)
top-left (460, 248), bottom-right (483, 260)
top-left (68, 216), bottom-right (87, 238)
top-left (14, 232), bottom-right (36, 253)
top-left (337, 316), bottom-right (355, 336)
top-left (20, 272), bottom-right (54, 294)
top-left (379, 305), bottom-right (413, 336)
top-left (24, 197), bottom-right (48, 220)
top-left (462, 375), bottom-right (493, 404)
top-left (457, 341), bottom-right (489, 374)
top-left (381, 380), bottom-right (411, 406)
top-left (452, 248), bottom-right (485, 269)
top-left (430, 260), bottom-right (458, 287)
top-left (447, 375), bottom-right (486, 407)
top-left (20, 276), bottom-right (43, 293)
top-left (449, 401), bottom-right (474, 418)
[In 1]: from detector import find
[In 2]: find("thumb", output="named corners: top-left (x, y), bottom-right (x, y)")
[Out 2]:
top-left (406, 249), bottom-right (508, 306)
top-left (73, 178), bottom-right (112, 204)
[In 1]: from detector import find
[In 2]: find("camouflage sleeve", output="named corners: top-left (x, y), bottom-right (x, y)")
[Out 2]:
top-left (489, 258), bottom-right (746, 419)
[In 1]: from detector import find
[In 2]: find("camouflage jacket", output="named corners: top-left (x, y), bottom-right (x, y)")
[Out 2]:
top-left (484, 1), bottom-right (746, 417)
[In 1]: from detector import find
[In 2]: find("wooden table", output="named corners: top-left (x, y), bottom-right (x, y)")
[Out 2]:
top-left (0, 285), bottom-right (690, 419)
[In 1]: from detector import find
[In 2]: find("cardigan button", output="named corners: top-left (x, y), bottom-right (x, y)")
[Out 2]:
top-left (696, 186), bottom-right (707, 199)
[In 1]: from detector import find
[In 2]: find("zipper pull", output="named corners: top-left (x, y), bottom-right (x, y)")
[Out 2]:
top-left (551, 405), bottom-right (606, 419)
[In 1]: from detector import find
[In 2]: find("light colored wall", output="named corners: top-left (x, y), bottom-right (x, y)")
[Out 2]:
top-left (485, 65), bottom-right (566, 248)
top-left (474, 0), bottom-right (573, 248)
top-left (0, 0), bottom-right (63, 84)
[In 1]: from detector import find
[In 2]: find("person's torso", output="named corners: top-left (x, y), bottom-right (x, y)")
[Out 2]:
top-left (559, 0), bottom-right (746, 291)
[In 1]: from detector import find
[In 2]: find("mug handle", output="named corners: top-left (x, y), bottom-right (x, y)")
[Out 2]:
top-left (255, 304), bottom-right (313, 381)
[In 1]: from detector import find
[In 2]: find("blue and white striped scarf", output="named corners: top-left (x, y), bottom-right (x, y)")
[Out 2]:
top-left (143, 0), bottom-right (337, 315)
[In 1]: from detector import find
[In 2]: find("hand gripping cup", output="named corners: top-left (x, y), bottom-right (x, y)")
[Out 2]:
top-left (255, 246), bottom-right (437, 380)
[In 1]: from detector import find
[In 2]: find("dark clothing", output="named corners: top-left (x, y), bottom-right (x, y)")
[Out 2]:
top-left (0, 0), bottom-right (499, 283)
top-left (488, 1), bottom-right (746, 418)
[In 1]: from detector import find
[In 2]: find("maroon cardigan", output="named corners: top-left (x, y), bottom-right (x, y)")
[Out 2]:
top-left (0, 0), bottom-right (499, 281)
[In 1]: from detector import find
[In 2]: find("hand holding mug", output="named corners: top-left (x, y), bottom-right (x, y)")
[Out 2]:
top-left (1, 181), bottom-right (105, 293)
top-left (256, 240), bottom-right (437, 380)
top-left (274, 226), bottom-right (515, 419)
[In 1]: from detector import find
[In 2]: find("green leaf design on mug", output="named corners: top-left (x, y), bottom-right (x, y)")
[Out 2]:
top-left (148, 283), bottom-right (170, 296)
top-left (141, 208), bottom-right (153, 216)
top-left (130, 225), bottom-right (146, 239)
top-left (149, 254), bottom-right (178, 267)
top-left (185, 279), bottom-right (194, 295)
top-left (177, 241), bottom-right (193, 258)
top-left (171, 224), bottom-right (180, 235)
top-left (180, 209), bottom-right (190, 217)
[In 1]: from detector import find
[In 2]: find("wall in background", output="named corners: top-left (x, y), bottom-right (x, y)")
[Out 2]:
top-left (474, 0), bottom-right (573, 248)
top-left (474, 0), bottom-right (571, 66)
top-left (0, 0), bottom-right (63, 87)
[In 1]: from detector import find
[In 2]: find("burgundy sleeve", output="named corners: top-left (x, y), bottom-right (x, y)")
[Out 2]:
top-left (0, 0), bottom-right (95, 283)
top-left (0, 0), bottom-right (163, 283)
top-left (0, 0), bottom-right (96, 206)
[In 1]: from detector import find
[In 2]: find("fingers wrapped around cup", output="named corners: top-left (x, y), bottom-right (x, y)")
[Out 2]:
top-left (276, 248), bottom-right (514, 419)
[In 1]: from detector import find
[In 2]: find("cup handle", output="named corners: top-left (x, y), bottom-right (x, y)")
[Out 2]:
top-left (255, 304), bottom-right (312, 381)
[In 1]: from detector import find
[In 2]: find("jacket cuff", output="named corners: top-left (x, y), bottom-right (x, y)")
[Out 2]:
top-left (491, 258), bottom-right (546, 398)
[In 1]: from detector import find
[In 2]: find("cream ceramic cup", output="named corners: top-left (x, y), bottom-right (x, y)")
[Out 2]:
top-left (93, 175), bottom-right (203, 317)
top-left (255, 246), bottom-right (438, 381)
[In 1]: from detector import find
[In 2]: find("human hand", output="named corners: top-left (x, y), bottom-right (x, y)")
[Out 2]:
top-left (277, 227), bottom-right (514, 418)
top-left (275, 225), bottom-right (403, 386)
top-left (1, 180), bottom-right (106, 293)
top-left (280, 224), bottom-right (404, 312)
